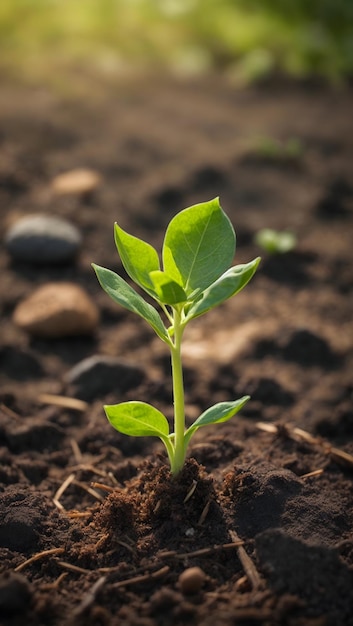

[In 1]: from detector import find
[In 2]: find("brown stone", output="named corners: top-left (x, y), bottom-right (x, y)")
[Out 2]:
top-left (178, 566), bottom-right (206, 595)
top-left (51, 168), bottom-right (102, 196)
top-left (13, 282), bottom-right (99, 338)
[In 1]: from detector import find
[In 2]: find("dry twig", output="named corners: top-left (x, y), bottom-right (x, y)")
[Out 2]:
top-left (57, 561), bottom-right (92, 575)
top-left (38, 393), bottom-right (88, 412)
top-left (197, 499), bottom-right (212, 525)
top-left (91, 482), bottom-right (115, 493)
top-left (53, 473), bottom-right (76, 511)
top-left (72, 576), bottom-right (107, 616)
top-left (72, 479), bottom-right (105, 502)
top-left (183, 480), bottom-right (198, 503)
top-left (257, 421), bottom-right (353, 470)
top-left (15, 548), bottom-right (65, 572)
top-left (229, 530), bottom-right (262, 591)
top-left (112, 566), bottom-right (170, 589)
top-left (158, 540), bottom-right (243, 560)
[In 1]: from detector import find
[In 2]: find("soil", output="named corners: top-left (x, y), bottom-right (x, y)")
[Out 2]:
top-left (1, 74), bottom-right (353, 626)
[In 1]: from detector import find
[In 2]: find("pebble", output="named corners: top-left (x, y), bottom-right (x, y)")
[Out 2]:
top-left (64, 354), bottom-right (145, 401)
top-left (13, 282), bottom-right (99, 338)
top-left (178, 567), bottom-right (206, 595)
top-left (5, 214), bottom-right (82, 264)
top-left (51, 168), bottom-right (102, 196)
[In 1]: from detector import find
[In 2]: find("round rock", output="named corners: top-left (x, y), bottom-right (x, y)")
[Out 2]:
top-left (5, 214), bottom-right (82, 264)
top-left (13, 282), bottom-right (99, 338)
top-left (65, 355), bottom-right (145, 400)
top-left (178, 567), bottom-right (206, 595)
top-left (51, 168), bottom-right (102, 196)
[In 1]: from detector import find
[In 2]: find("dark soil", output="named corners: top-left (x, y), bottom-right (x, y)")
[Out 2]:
top-left (1, 75), bottom-right (353, 626)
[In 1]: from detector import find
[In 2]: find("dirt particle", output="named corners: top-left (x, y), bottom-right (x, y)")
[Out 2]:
top-left (96, 489), bottom-right (137, 536)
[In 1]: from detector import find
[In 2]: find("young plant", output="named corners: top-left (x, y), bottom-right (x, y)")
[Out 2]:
top-left (93, 198), bottom-right (260, 476)
top-left (254, 228), bottom-right (297, 254)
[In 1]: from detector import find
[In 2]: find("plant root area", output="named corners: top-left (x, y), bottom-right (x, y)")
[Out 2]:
top-left (1, 75), bottom-right (353, 626)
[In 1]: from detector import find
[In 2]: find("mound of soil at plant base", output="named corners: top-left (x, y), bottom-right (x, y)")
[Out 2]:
top-left (1, 74), bottom-right (353, 626)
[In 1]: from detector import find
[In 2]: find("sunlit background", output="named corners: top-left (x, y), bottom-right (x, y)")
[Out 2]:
top-left (1, 0), bottom-right (353, 85)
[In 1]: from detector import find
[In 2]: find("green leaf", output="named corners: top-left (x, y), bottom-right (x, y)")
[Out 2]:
top-left (163, 197), bottom-right (235, 296)
top-left (184, 397), bottom-right (250, 446)
top-left (185, 257), bottom-right (260, 322)
top-left (149, 270), bottom-right (187, 305)
top-left (114, 224), bottom-right (160, 294)
top-left (105, 401), bottom-right (170, 438)
top-left (92, 264), bottom-right (170, 344)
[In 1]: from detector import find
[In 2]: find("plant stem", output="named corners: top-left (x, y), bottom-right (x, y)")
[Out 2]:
top-left (170, 307), bottom-right (186, 475)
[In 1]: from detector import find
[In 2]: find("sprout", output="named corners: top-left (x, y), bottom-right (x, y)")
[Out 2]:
top-left (93, 198), bottom-right (260, 476)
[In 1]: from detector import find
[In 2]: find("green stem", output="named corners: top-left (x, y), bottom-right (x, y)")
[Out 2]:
top-left (170, 308), bottom-right (186, 475)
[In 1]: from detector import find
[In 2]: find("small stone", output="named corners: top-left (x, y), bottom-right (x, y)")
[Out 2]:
top-left (13, 282), bottom-right (99, 338)
top-left (65, 355), bottom-right (145, 400)
top-left (178, 567), bottom-right (206, 595)
top-left (5, 214), bottom-right (82, 264)
top-left (51, 168), bottom-right (102, 196)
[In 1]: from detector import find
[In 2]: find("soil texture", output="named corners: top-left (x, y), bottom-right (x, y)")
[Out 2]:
top-left (0, 75), bottom-right (353, 626)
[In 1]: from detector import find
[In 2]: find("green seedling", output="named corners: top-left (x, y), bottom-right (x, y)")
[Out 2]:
top-left (254, 136), bottom-right (304, 161)
top-left (254, 228), bottom-right (297, 254)
top-left (93, 198), bottom-right (260, 476)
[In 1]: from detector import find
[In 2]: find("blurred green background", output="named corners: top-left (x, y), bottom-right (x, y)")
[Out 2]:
top-left (1, 0), bottom-right (353, 84)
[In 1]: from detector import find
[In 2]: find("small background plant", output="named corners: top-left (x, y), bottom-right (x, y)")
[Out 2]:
top-left (254, 228), bottom-right (297, 254)
top-left (251, 136), bottom-right (304, 162)
top-left (93, 198), bottom-right (260, 476)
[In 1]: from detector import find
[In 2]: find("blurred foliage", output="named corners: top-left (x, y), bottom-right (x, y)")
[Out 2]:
top-left (254, 228), bottom-right (297, 254)
top-left (1, 0), bottom-right (353, 82)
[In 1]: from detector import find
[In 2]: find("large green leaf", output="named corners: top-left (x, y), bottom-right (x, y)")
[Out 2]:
top-left (92, 264), bottom-right (170, 344)
top-left (114, 224), bottom-right (160, 295)
top-left (184, 397), bottom-right (249, 446)
top-left (105, 401), bottom-right (170, 438)
top-left (163, 197), bottom-right (235, 296)
top-left (149, 270), bottom-right (187, 305)
top-left (185, 257), bottom-right (260, 322)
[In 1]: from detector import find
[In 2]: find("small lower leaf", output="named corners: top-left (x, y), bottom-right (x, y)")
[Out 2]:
top-left (105, 401), bottom-right (170, 438)
top-left (184, 397), bottom-right (249, 446)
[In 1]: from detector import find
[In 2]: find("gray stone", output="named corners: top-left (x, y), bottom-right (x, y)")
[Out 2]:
top-left (5, 214), bottom-right (82, 264)
top-left (65, 355), bottom-right (145, 400)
